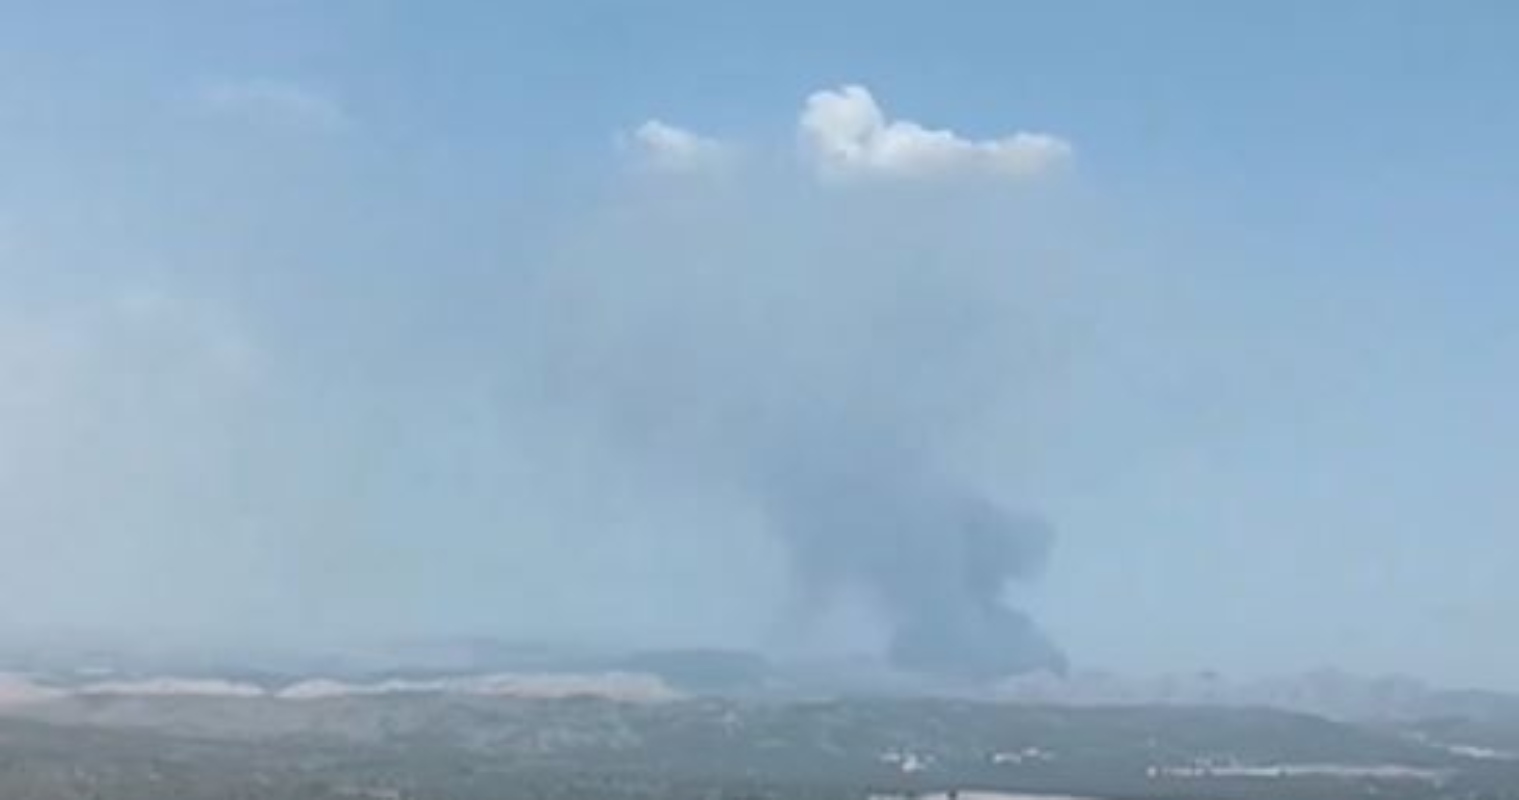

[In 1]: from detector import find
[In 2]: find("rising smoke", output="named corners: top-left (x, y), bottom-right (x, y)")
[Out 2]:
top-left (762, 445), bottom-right (1066, 678)
top-left (0, 118), bottom-right (1078, 676)
top-left (524, 178), bottom-right (1073, 679)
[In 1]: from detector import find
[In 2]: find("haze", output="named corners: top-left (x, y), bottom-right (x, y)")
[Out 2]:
top-left (1, 2), bottom-right (1517, 690)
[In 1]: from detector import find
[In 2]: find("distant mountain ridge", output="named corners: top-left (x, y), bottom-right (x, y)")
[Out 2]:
top-left (995, 669), bottom-right (1519, 724)
top-left (5, 639), bottom-right (1519, 728)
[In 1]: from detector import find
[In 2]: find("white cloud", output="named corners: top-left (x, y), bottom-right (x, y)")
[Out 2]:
top-left (620, 119), bottom-right (731, 173)
top-left (798, 84), bottom-right (1072, 181)
top-left (199, 78), bottom-right (350, 133)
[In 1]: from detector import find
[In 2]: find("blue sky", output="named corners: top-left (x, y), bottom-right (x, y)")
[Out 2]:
top-left (1, 1), bottom-right (1517, 687)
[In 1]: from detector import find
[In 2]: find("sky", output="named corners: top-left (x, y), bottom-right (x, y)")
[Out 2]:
top-left (1, 1), bottom-right (1517, 688)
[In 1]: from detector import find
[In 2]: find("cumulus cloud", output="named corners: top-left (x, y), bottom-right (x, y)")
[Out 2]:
top-left (620, 120), bottom-right (732, 173)
top-left (798, 84), bottom-right (1072, 180)
top-left (199, 78), bottom-right (350, 133)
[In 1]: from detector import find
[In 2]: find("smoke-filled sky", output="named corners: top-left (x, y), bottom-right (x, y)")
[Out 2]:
top-left (1, 1), bottom-right (1518, 688)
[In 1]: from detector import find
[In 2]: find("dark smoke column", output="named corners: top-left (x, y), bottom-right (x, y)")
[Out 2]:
top-left (764, 452), bottom-right (1066, 682)
top-left (887, 495), bottom-right (1067, 680)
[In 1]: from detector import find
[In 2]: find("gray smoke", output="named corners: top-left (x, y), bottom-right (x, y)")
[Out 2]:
top-left (525, 180), bottom-right (1072, 680)
top-left (761, 437), bottom-right (1066, 679)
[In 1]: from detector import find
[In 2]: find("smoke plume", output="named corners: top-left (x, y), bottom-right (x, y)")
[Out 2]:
top-left (0, 98), bottom-right (1078, 674)
top-left (525, 176), bottom-right (1074, 679)
top-left (763, 446), bottom-right (1066, 678)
